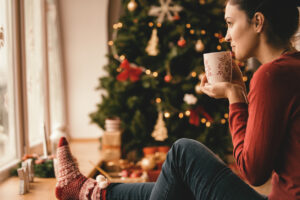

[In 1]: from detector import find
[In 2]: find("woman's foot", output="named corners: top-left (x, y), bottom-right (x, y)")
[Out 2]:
top-left (55, 137), bottom-right (108, 200)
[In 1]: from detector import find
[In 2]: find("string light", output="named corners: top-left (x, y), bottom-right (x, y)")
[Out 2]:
top-left (116, 67), bottom-right (122, 72)
top-left (219, 38), bottom-right (225, 43)
top-left (155, 98), bottom-right (162, 103)
top-left (191, 71), bottom-right (197, 77)
top-left (157, 23), bottom-right (162, 28)
top-left (178, 113), bottom-right (184, 118)
top-left (217, 45), bottom-right (222, 50)
top-left (108, 41), bottom-right (114, 46)
top-left (164, 112), bottom-right (170, 118)
top-left (113, 24), bottom-right (119, 29)
top-left (201, 30), bottom-right (206, 35)
top-left (206, 121), bottom-right (211, 127)
top-left (152, 72), bottom-right (158, 77)
top-left (148, 22), bottom-right (154, 27)
top-left (224, 113), bottom-right (229, 118)
top-left (186, 24), bottom-right (191, 28)
top-left (214, 33), bottom-right (220, 38)
top-left (243, 76), bottom-right (248, 82)
top-left (221, 119), bottom-right (226, 124)
top-left (201, 118), bottom-right (206, 123)
top-left (117, 22), bottom-right (123, 28)
top-left (185, 110), bottom-right (191, 116)
top-left (145, 69), bottom-right (151, 75)
top-left (190, 29), bottom-right (195, 34)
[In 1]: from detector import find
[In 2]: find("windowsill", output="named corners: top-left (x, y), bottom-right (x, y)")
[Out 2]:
top-left (0, 139), bottom-right (103, 199)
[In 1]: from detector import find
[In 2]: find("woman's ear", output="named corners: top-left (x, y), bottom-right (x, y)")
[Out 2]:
top-left (252, 12), bottom-right (265, 33)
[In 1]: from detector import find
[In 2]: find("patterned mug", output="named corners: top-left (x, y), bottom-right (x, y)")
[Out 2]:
top-left (203, 51), bottom-right (232, 84)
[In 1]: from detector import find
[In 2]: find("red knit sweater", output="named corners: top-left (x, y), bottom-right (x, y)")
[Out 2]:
top-left (229, 52), bottom-right (300, 200)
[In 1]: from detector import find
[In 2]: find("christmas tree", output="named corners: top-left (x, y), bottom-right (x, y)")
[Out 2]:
top-left (90, 0), bottom-right (252, 160)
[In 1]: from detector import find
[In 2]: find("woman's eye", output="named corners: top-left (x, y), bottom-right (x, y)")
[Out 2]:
top-left (226, 22), bottom-right (232, 27)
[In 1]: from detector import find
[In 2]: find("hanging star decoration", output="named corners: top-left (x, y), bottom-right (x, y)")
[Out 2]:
top-left (148, 0), bottom-right (183, 24)
top-left (116, 59), bottom-right (143, 82)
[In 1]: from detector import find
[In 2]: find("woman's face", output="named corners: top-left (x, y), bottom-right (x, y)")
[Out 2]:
top-left (224, 3), bottom-right (259, 61)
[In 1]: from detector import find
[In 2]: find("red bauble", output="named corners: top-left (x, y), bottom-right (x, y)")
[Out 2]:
top-left (173, 14), bottom-right (180, 21)
top-left (164, 74), bottom-right (172, 82)
top-left (177, 37), bottom-right (186, 47)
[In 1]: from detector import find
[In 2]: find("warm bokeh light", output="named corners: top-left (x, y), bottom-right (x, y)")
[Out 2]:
top-left (178, 113), bottom-right (184, 118)
top-left (152, 72), bottom-right (158, 77)
top-left (206, 121), bottom-right (211, 127)
top-left (155, 98), bottom-right (161, 103)
top-left (191, 71), bottom-right (197, 77)
top-left (164, 112), bottom-right (170, 118)
top-left (185, 110), bottom-right (191, 116)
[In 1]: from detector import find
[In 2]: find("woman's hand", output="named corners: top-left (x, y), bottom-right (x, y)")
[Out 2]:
top-left (231, 60), bottom-right (246, 92)
top-left (200, 59), bottom-right (248, 104)
top-left (199, 75), bottom-right (233, 99)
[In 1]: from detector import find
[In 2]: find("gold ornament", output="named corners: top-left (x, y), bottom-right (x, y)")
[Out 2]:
top-left (146, 28), bottom-right (159, 56)
top-left (127, 0), bottom-right (138, 12)
top-left (151, 112), bottom-right (168, 141)
top-left (140, 156), bottom-right (156, 171)
top-left (199, 0), bottom-right (205, 5)
top-left (195, 39), bottom-right (205, 52)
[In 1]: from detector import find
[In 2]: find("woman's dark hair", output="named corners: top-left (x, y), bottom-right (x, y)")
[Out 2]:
top-left (227, 0), bottom-right (299, 48)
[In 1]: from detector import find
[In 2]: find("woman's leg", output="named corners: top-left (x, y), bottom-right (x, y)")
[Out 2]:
top-left (149, 138), bottom-right (267, 200)
top-left (106, 183), bottom-right (154, 200)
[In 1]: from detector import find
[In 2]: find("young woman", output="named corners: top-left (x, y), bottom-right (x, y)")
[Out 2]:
top-left (55, 0), bottom-right (300, 199)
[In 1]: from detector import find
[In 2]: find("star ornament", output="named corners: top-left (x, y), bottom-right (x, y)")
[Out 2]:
top-left (148, 0), bottom-right (183, 24)
top-left (117, 59), bottom-right (143, 82)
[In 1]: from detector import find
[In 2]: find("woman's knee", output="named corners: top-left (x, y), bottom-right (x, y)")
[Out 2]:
top-left (172, 138), bottom-right (205, 152)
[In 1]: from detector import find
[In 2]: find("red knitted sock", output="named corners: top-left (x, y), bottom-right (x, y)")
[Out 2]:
top-left (55, 137), bottom-right (108, 200)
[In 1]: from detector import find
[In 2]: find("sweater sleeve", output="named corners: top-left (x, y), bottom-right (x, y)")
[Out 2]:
top-left (229, 63), bottom-right (287, 186)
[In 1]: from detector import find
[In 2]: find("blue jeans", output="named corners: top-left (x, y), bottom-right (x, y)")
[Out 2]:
top-left (106, 138), bottom-right (267, 200)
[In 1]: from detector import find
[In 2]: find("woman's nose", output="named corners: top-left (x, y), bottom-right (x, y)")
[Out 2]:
top-left (225, 31), bottom-right (231, 42)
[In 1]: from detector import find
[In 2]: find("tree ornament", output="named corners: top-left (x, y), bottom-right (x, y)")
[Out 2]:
top-left (117, 59), bottom-right (143, 82)
top-left (173, 14), bottom-right (180, 21)
top-left (148, 0), bottom-right (183, 23)
top-left (146, 28), bottom-right (159, 56)
top-left (177, 36), bottom-right (186, 47)
top-left (183, 94), bottom-right (197, 105)
top-left (127, 0), bottom-right (138, 12)
top-left (151, 112), bottom-right (168, 141)
top-left (164, 74), bottom-right (172, 82)
top-left (195, 39), bottom-right (205, 52)
top-left (140, 157), bottom-right (156, 171)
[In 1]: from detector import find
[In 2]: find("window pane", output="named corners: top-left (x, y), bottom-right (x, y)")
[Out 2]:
top-left (24, 0), bottom-right (47, 146)
top-left (46, 0), bottom-right (67, 132)
top-left (0, 0), bottom-right (17, 166)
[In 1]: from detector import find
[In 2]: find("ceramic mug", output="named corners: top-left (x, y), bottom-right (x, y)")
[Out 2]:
top-left (203, 51), bottom-right (232, 84)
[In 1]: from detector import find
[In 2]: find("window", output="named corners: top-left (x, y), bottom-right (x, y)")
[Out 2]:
top-left (23, 0), bottom-right (49, 146)
top-left (0, 0), bottom-right (67, 181)
top-left (0, 0), bottom-right (18, 168)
